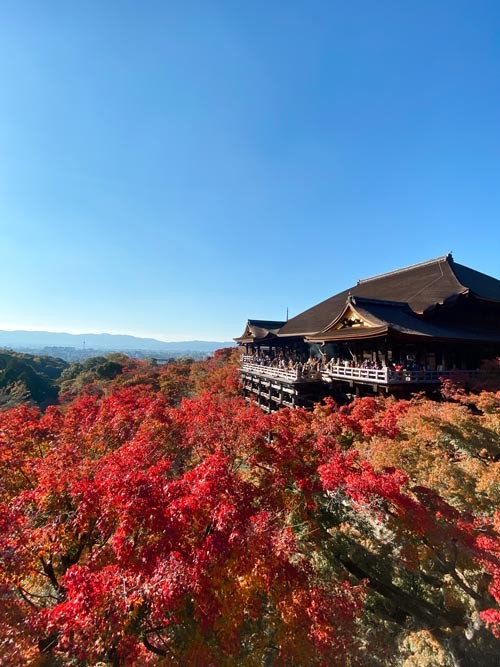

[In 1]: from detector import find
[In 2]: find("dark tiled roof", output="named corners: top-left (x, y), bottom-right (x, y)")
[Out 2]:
top-left (234, 319), bottom-right (286, 343)
top-left (248, 319), bottom-right (286, 331)
top-left (279, 255), bottom-right (500, 337)
top-left (307, 296), bottom-right (500, 344)
top-left (451, 262), bottom-right (500, 301)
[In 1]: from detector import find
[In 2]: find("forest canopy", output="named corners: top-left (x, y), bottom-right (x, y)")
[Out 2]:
top-left (0, 349), bottom-right (499, 666)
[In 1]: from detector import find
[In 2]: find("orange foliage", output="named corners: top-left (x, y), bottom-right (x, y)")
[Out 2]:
top-left (0, 354), bottom-right (499, 665)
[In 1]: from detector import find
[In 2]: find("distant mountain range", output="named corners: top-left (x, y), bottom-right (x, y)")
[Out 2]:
top-left (0, 330), bottom-right (234, 354)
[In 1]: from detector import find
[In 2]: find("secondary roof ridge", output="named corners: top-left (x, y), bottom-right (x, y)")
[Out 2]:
top-left (349, 295), bottom-right (412, 307)
top-left (357, 253), bottom-right (452, 285)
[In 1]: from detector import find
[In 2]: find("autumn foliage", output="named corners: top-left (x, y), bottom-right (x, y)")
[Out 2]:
top-left (0, 352), bottom-right (499, 665)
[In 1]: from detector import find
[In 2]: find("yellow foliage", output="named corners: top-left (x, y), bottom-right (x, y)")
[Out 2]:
top-left (400, 629), bottom-right (452, 666)
top-left (359, 394), bottom-right (500, 514)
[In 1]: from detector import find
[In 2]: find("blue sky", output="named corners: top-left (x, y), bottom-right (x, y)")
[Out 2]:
top-left (0, 1), bottom-right (499, 341)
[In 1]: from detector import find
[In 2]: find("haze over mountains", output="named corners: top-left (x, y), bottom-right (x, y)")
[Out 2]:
top-left (0, 330), bottom-right (234, 354)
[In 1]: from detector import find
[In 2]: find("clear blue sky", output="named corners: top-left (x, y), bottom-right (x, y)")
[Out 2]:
top-left (1, 1), bottom-right (499, 341)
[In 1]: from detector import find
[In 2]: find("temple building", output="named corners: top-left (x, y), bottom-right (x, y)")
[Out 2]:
top-left (235, 255), bottom-right (500, 412)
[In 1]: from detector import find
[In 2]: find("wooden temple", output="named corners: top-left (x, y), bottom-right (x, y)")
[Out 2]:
top-left (235, 255), bottom-right (500, 412)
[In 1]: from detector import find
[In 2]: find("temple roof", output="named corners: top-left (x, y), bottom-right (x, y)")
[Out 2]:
top-left (234, 319), bottom-right (286, 344)
top-left (306, 296), bottom-right (500, 344)
top-left (279, 255), bottom-right (500, 337)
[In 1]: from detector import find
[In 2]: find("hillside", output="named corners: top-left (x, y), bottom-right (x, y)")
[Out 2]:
top-left (0, 351), bottom-right (149, 409)
top-left (0, 351), bottom-right (68, 409)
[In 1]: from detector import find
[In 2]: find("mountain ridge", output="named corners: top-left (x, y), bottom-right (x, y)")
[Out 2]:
top-left (0, 330), bottom-right (234, 352)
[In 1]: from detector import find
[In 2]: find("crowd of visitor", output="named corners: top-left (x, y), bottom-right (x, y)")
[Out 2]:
top-left (241, 351), bottom-right (430, 378)
top-left (241, 352), bottom-right (323, 378)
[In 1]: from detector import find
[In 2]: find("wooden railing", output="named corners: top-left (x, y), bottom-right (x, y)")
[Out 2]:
top-left (239, 362), bottom-right (321, 383)
top-left (241, 361), bottom-right (494, 386)
top-left (321, 366), bottom-right (388, 383)
top-left (323, 366), bottom-right (487, 385)
top-left (388, 369), bottom-right (482, 384)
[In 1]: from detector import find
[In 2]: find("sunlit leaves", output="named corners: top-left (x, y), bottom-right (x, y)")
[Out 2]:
top-left (0, 355), bottom-right (499, 665)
